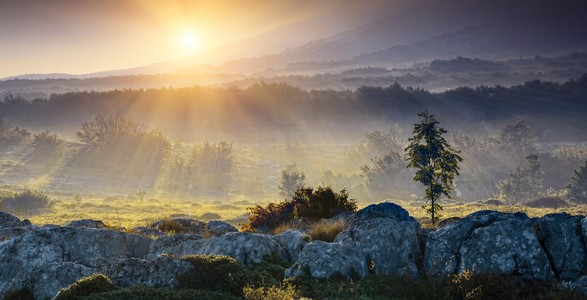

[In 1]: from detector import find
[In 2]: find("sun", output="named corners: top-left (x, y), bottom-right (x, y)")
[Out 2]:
top-left (179, 31), bottom-right (200, 53)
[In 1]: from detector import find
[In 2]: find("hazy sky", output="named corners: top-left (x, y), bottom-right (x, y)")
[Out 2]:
top-left (0, 0), bottom-right (393, 77)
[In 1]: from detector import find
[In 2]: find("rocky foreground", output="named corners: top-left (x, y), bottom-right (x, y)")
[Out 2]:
top-left (0, 203), bottom-right (586, 299)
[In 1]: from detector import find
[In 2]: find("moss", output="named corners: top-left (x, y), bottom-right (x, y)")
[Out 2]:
top-left (2, 288), bottom-right (35, 300)
top-left (79, 285), bottom-right (239, 300)
top-left (286, 273), bottom-right (587, 300)
top-left (54, 274), bottom-right (117, 300)
top-left (155, 219), bottom-right (188, 234)
top-left (178, 255), bottom-right (244, 295)
top-left (243, 283), bottom-right (307, 300)
top-left (176, 254), bottom-right (291, 297)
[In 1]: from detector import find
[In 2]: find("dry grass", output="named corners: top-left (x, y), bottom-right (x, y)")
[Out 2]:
top-left (307, 219), bottom-right (347, 242)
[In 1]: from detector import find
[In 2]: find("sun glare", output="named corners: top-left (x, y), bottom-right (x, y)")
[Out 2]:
top-left (179, 31), bottom-right (200, 53)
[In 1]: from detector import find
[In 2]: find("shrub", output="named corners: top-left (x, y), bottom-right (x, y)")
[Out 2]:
top-left (2, 287), bottom-right (35, 300)
top-left (199, 212), bottom-right (222, 221)
top-left (155, 219), bottom-right (188, 234)
top-left (0, 114), bottom-right (30, 146)
top-left (31, 130), bottom-right (64, 159)
top-left (286, 272), bottom-right (585, 300)
top-left (293, 187), bottom-right (357, 221)
top-left (498, 154), bottom-right (544, 204)
top-left (74, 114), bottom-right (171, 178)
top-left (307, 219), bottom-right (347, 242)
top-left (244, 283), bottom-right (305, 300)
top-left (165, 141), bottom-right (235, 192)
top-left (567, 160), bottom-right (587, 204)
top-left (177, 254), bottom-right (290, 297)
top-left (0, 189), bottom-right (50, 215)
top-left (80, 285), bottom-right (239, 300)
top-left (54, 274), bottom-right (117, 300)
top-left (526, 196), bottom-right (569, 209)
top-left (178, 255), bottom-right (244, 295)
top-left (243, 186), bottom-right (356, 232)
top-left (278, 163), bottom-right (305, 199)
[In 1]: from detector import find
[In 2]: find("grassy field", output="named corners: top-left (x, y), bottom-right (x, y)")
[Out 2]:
top-left (0, 140), bottom-right (585, 230)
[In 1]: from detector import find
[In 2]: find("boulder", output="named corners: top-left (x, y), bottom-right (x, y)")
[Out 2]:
top-left (0, 262), bottom-right (96, 300)
top-left (334, 202), bottom-right (421, 276)
top-left (66, 219), bottom-right (106, 228)
top-left (424, 210), bottom-right (555, 281)
top-left (205, 220), bottom-right (238, 237)
top-left (286, 202), bottom-right (421, 279)
top-left (149, 232), bottom-right (288, 265)
top-left (272, 229), bottom-right (310, 262)
top-left (583, 217), bottom-right (587, 249)
top-left (150, 218), bottom-right (206, 235)
top-left (0, 212), bottom-right (30, 228)
top-left (185, 232), bottom-right (288, 265)
top-left (438, 217), bottom-right (461, 228)
top-left (535, 213), bottom-right (586, 281)
top-left (0, 256), bottom-right (194, 299)
top-left (149, 233), bottom-right (204, 257)
top-left (0, 227), bottom-right (153, 283)
top-left (101, 255), bottom-right (193, 289)
top-left (132, 226), bottom-right (165, 237)
top-left (285, 241), bottom-right (368, 278)
top-left (0, 225), bottom-right (40, 243)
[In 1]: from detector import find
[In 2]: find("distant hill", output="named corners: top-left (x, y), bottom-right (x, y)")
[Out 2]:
top-left (352, 1), bottom-right (587, 65)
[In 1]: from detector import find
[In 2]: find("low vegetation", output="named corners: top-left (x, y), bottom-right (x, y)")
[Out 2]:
top-left (0, 189), bottom-right (50, 215)
top-left (306, 219), bottom-right (347, 242)
top-left (243, 186), bottom-right (357, 232)
top-left (54, 274), bottom-right (117, 300)
top-left (51, 255), bottom-right (585, 300)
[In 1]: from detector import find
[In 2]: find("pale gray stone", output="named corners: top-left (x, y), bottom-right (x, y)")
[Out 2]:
top-left (536, 213), bottom-right (586, 281)
top-left (285, 241), bottom-right (368, 278)
top-left (424, 210), bottom-right (555, 281)
top-left (205, 220), bottom-right (238, 237)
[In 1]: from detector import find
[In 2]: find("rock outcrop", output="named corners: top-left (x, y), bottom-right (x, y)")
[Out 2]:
top-left (65, 219), bottom-right (106, 228)
top-left (424, 210), bottom-right (555, 281)
top-left (1, 206), bottom-right (586, 298)
top-left (205, 220), bottom-right (238, 237)
top-left (286, 202), bottom-right (421, 278)
top-left (149, 232), bottom-right (289, 265)
top-left (535, 213), bottom-right (586, 281)
top-left (0, 212), bottom-right (30, 228)
top-left (101, 255), bottom-right (193, 289)
top-left (272, 229), bottom-right (310, 262)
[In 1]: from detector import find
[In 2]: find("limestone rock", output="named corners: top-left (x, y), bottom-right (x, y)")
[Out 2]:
top-left (0, 227), bottom-right (153, 283)
top-left (102, 255), bottom-right (193, 289)
top-left (149, 233), bottom-right (204, 257)
top-left (286, 202), bottom-right (421, 279)
top-left (582, 217), bottom-right (587, 250)
top-left (0, 262), bottom-right (96, 300)
top-left (66, 219), bottom-right (106, 228)
top-left (0, 225), bottom-right (41, 243)
top-left (272, 229), bottom-right (310, 262)
top-left (0, 212), bottom-right (30, 228)
top-left (205, 220), bottom-right (238, 237)
top-left (285, 241), bottom-right (367, 278)
top-left (132, 226), bottom-right (165, 237)
top-left (151, 218), bottom-right (206, 235)
top-left (334, 202), bottom-right (421, 276)
top-left (150, 232), bottom-right (288, 265)
top-left (535, 213), bottom-right (586, 281)
top-left (424, 210), bottom-right (555, 281)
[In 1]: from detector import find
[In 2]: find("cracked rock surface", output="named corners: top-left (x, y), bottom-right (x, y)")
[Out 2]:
top-left (424, 210), bottom-right (555, 281)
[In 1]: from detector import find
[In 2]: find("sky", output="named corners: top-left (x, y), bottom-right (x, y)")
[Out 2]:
top-left (0, 0), bottom-right (393, 78)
